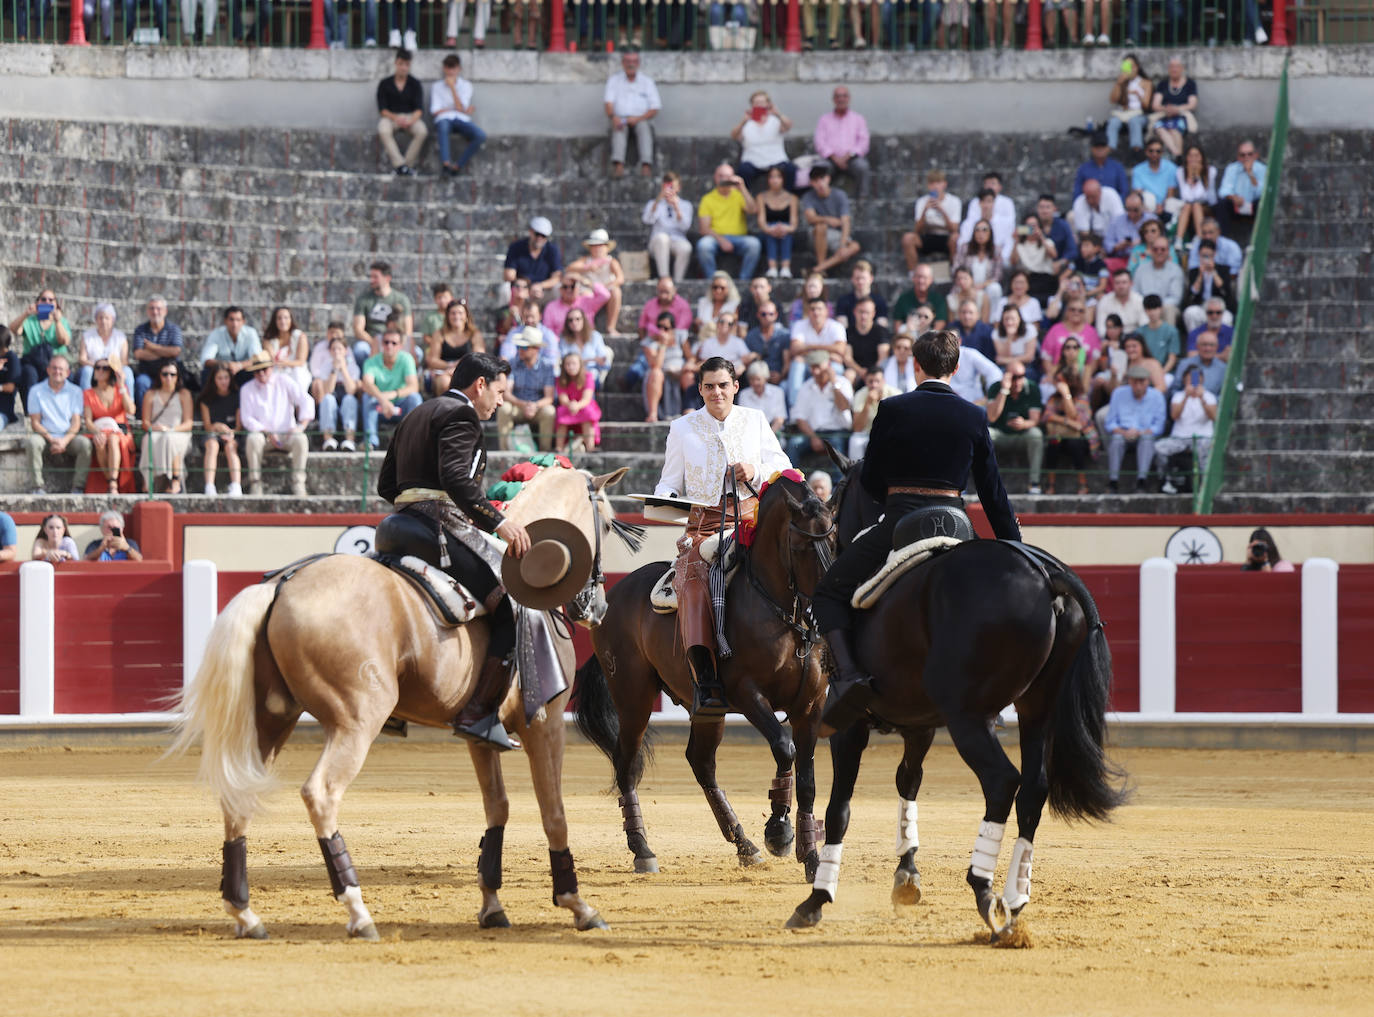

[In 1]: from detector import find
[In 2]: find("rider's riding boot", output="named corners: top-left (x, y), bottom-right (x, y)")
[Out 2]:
top-left (686, 645), bottom-right (728, 722)
top-left (454, 654), bottom-right (518, 751)
top-left (821, 628), bottom-right (876, 732)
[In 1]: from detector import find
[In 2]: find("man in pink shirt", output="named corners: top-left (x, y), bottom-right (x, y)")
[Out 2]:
top-left (542, 273), bottom-right (610, 336)
top-left (636, 276), bottom-right (692, 338)
top-left (813, 86), bottom-right (871, 200)
top-left (239, 352), bottom-right (315, 496)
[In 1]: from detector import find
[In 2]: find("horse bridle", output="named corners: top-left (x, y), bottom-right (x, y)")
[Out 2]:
top-left (566, 476), bottom-right (607, 623)
top-left (745, 481), bottom-right (835, 658)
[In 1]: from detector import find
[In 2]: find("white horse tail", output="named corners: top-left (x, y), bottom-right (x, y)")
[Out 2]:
top-left (167, 582), bottom-right (279, 821)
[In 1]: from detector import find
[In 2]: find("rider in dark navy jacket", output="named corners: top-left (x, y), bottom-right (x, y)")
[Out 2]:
top-left (814, 328), bottom-right (1022, 730)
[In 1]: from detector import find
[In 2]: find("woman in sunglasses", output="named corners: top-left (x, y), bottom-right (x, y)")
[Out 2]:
top-left (82, 359), bottom-right (137, 494)
top-left (141, 361), bottom-right (194, 494)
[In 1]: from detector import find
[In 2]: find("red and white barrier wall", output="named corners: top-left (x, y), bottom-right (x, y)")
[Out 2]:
top-left (3, 558), bottom-right (1373, 727)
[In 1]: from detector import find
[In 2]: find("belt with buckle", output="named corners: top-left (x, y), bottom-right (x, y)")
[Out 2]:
top-left (888, 485), bottom-right (960, 498)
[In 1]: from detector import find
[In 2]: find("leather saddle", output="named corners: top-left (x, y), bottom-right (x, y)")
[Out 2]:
top-left (890, 504), bottom-right (976, 548)
top-left (369, 513), bottom-right (486, 627)
top-left (851, 506), bottom-right (976, 611)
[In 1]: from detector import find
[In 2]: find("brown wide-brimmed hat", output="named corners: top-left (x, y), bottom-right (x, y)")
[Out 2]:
top-left (244, 351), bottom-right (274, 373)
top-left (501, 517), bottom-right (595, 610)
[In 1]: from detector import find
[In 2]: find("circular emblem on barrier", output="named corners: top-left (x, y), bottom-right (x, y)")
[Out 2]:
top-left (335, 525), bottom-right (377, 557)
top-left (1163, 525), bottom-right (1224, 566)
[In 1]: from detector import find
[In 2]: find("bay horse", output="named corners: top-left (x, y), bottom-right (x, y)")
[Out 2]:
top-left (787, 451), bottom-right (1127, 940)
top-left (575, 471), bottom-right (835, 880)
top-left (169, 464), bottom-right (636, 939)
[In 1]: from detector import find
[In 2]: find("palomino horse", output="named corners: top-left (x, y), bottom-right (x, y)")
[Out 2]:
top-left (170, 464), bottom-right (635, 939)
top-left (576, 471), bottom-right (835, 880)
top-left (787, 453), bottom-right (1127, 940)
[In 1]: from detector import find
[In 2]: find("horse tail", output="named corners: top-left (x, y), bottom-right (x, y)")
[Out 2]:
top-left (1043, 567), bottom-right (1130, 823)
top-left (573, 654), bottom-right (653, 790)
top-left (166, 582), bottom-right (279, 821)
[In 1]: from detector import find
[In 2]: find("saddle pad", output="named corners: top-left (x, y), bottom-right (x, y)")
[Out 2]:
top-left (852, 536), bottom-right (963, 610)
top-left (649, 554), bottom-right (741, 615)
top-left (378, 554), bottom-right (487, 627)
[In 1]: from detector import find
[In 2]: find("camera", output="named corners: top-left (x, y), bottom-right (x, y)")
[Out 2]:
top-left (1016, 225), bottom-right (1031, 239)
top-left (37, 302), bottom-right (54, 322)
top-left (1248, 541), bottom-right (1266, 560)
top-left (111, 527), bottom-right (122, 538)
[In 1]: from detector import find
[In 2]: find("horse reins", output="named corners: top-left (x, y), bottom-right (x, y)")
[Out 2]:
top-left (744, 480), bottom-right (833, 659)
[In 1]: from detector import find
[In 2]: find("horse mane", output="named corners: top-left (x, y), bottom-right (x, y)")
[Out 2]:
top-left (500, 464), bottom-right (646, 553)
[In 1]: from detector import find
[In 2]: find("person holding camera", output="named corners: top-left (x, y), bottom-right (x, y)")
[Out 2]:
top-left (642, 171), bottom-right (695, 283)
top-left (82, 510), bottom-right (144, 563)
top-left (696, 162), bottom-right (761, 282)
top-left (1152, 365), bottom-right (1215, 495)
top-left (1241, 528), bottom-right (1293, 573)
top-left (10, 288), bottom-right (73, 397)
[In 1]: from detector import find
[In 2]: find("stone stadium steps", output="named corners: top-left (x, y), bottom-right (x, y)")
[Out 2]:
top-left (1228, 420), bottom-right (1374, 453)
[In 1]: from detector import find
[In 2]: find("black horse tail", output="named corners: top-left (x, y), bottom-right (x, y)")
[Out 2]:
top-left (572, 654), bottom-right (654, 791)
top-left (1043, 567), bottom-right (1130, 823)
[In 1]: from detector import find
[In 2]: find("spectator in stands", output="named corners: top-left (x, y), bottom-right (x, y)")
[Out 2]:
top-left (0, 327), bottom-right (20, 431)
top-left (509, 0), bottom-right (538, 48)
top-left (1149, 56), bottom-right (1200, 160)
top-left (957, 190), bottom-right (1014, 269)
top-left (1096, 269), bottom-right (1148, 334)
top-left (1081, 0), bottom-right (1111, 44)
top-left (1042, 368), bottom-right (1094, 496)
top-left (1133, 235), bottom-right (1185, 324)
top-left (0, 510), bottom-right (15, 562)
top-left (351, 261), bottom-right (412, 365)
top-left (131, 295), bottom-right (184, 409)
top-left (544, 271), bottom-right (611, 340)
top-left (640, 311), bottom-right (689, 422)
top-left (744, 301), bottom-right (789, 387)
top-left (1067, 232), bottom-right (1110, 309)
top-left (197, 361), bottom-right (245, 495)
top-left (903, 304), bottom-right (938, 341)
top-left (847, 367), bottom-right (898, 459)
top-left (1217, 139), bottom-right (1266, 241)
top-left (987, 364), bottom-right (1045, 494)
top-left (425, 298), bottom-right (484, 395)
top-left (445, 0), bottom-right (490, 48)
top-left (892, 264), bottom-right (948, 330)
top-left (1132, 137), bottom-right (1178, 214)
top-left (361, 325), bottom-right (422, 449)
top-left (1090, 313), bottom-right (1130, 407)
top-left (559, 308), bottom-right (613, 389)
top-left (732, 90), bottom-right (795, 192)
top-left (77, 303), bottom-right (132, 392)
top-left (694, 312), bottom-right (751, 374)
top-left (1010, 216), bottom-right (1061, 303)
top-left (141, 358), bottom-right (193, 494)
top-left (199, 306), bottom-right (263, 386)
top-left (1126, 218), bottom-right (1167, 275)
top-left (902, 169), bottom-right (961, 272)
top-left (1182, 241), bottom-right (1236, 334)
top-left (949, 342), bottom-right (1004, 408)
top-left (787, 297), bottom-right (849, 405)
top-left (1186, 216), bottom-right (1244, 275)
top-left (964, 171), bottom-right (1017, 241)
top-left (992, 304), bottom-right (1038, 375)
top-left (83, 509), bottom-right (144, 562)
top-left (494, 278), bottom-right (530, 339)
top-left (604, 48), bottom-right (661, 179)
top-left (1140, 294), bottom-right (1181, 378)
top-left (844, 297), bottom-right (890, 378)
top-left (1039, 0), bottom-right (1078, 46)
top-left (1040, 298), bottom-right (1101, 379)
top-left (737, 277), bottom-right (782, 338)
top-left (1186, 302), bottom-right (1233, 359)
top-left (499, 329), bottom-right (557, 451)
top-left (32, 514), bottom-right (80, 564)
top-left (1075, 131), bottom-right (1129, 201)
top-left (262, 306), bottom-right (311, 395)
top-left (1241, 528), bottom-right (1294, 573)
top-left (1173, 330), bottom-right (1226, 398)
top-left (430, 54), bottom-right (485, 178)
top-left (808, 470), bottom-right (833, 502)
top-left (1176, 147), bottom-right (1219, 252)
top-left (1034, 194), bottom-right (1077, 271)
top-left (376, 49), bottom-right (427, 178)
top-left (737, 361), bottom-right (786, 434)
top-left (11, 288), bottom-right (73, 398)
top-left (954, 298), bottom-right (997, 362)
top-left (955, 220), bottom-right (1005, 317)
top-left (24, 355), bottom-right (90, 495)
top-left (694, 272), bottom-right (740, 334)
top-left (637, 276), bottom-right (692, 339)
top-left (566, 229), bottom-right (625, 335)
top-left (801, 164), bottom-right (860, 277)
top-left (1105, 364), bottom-right (1166, 492)
top-left (992, 269), bottom-right (1044, 334)
top-left (814, 86), bottom-right (871, 200)
top-left (643, 172), bottom-right (694, 283)
top-left (1106, 55), bottom-right (1153, 155)
top-left (697, 162), bottom-right (761, 281)
top-left (554, 351), bottom-right (602, 454)
top-left (1154, 368), bottom-right (1216, 493)
top-left (240, 352), bottom-right (314, 497)
top-left (1070, 179), bottom-right (1124, 239)
top-left (756, 167), bottom-right (799, 280)
top-left (1104, 190), bottom-right (1156, 266)
top-left (786, 351), bottom-right (852, 468)
top-left (506, 222), bottom-right (563, 313)
top-left (82, 359), bottom-right (136, 495)
top-left (788, 271), bottom-right (833, 323)
top-left (1123, 333), bottom-right (1167, 392)
top-left (881, 333), bottom-right (918, 394)
top-left (800, 0), bottom-right (841, 50)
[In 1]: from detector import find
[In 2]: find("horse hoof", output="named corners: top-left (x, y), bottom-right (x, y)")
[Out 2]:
top-left (739, 850), bottom-right (766, 868)
top-left (803, 849), bottom-right (819, 884)
top-left (785, 906), bottom-right (821, 929)
top-left (764, 819), bottom-right (794, 858)
top-left (980, 895), bottom-right (1010, 936)
top-left (478, 909), bottom-right (511, 929)
top-left (765, 834), bottom-right (795, 858)
top-left (892, 871), bottom-right (922, 909)
top-left (577, 912), bottom-right (610, 932)
top-left (236, 922), bottom-right (269, 940)
top-left (633, 856), bottom-right (659, 874)
top-left (350, 922), bottom-right (380, 941)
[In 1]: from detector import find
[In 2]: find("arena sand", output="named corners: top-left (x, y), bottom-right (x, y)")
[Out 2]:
top-left (0, 740), bottom-right (1370, 1017)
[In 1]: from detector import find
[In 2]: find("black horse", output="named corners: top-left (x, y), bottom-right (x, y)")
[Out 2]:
top-left (787, 451), bottom-right (1127, 940)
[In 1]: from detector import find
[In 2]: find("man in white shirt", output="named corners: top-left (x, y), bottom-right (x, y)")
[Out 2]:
top-left (785, 296), bottom-right (849, 406)
top-left (736, 361), bottom-right (786, 433)
top-left (786, 351), bottom-right (853, 467)
top-left (603, 49), bottom-right (661, 179)
top-left (960, 171), bottom-right (1017, 244)
top-left (654, 356), bottom-right (791, 718)
top-left (957, 187), bottom-right (1015, 263)
top-left (1096, 268), bottom-right (1149, 333)
top-left (429, 54), bottom-right (485, 177)
top-left (1071, 179), bottom-right (1125, 238)
top-left (948, 343), bottom-right (1003, 406)
top-left (238, 352), bottom-right (315, 496)
top-left (1153, 372), bottom-right (1217, 493)
top-left (902, 168), bottom-right (961, 271)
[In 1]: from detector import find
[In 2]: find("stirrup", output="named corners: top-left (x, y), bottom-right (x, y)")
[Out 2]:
top-left (454, 711), bottom-right (520, 752)
top-left (821, 677), bottom-right (876, 732)
top-left (691, 682), bottom-right (729, 722)
top-left (380, 717), bottom-right (408, 738)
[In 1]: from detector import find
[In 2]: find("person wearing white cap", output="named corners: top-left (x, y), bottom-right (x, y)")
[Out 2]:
top-left (497, 327), bottom-right (557, 452)
top-left (604, 48), bottom-right (661, 179)
top-left (503, 216), bottom-right (563, 302)
top-left (564, 228), bottom-right (624, 334)
top-left (78, 302), bottom-right (134, 392)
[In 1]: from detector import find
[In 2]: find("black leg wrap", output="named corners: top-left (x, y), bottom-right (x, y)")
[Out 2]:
top-left (619, 793), bottom-right (647, 835)
top-left (477, 826), bottom-right (504, 891)
top-left (318, 832), bottom-right (360, 899)
top-left (703, 786), bottom-right (736, 842)
top-left (550, 848), bottom-right (578, 903)
top-left (220, 836), bottom-right (249, 910)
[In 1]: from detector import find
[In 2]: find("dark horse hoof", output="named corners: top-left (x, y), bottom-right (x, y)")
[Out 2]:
top-left (236, 921), bottom-right (269, 940)
top-left (803, 849), bottom-right (820, 884)
top-left (633, 855), bottom-right (660, 874)
top-left (478, 908), bottom-right (511, 929)
top-left (764, 817), bottom-right (795, 858)
top-left (785, 904), bottom-right (822, 929)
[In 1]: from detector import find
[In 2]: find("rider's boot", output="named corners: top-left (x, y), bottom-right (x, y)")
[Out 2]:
top-left (454, 654), bottom-right (519, 751)
top-left (820, 627), bottom-right (876, 732)
top-left (687, 645), bottom-right (728, 722)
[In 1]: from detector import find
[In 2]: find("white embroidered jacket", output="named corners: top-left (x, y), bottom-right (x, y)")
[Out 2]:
top-left (654, 405), bottom-right (792, 504)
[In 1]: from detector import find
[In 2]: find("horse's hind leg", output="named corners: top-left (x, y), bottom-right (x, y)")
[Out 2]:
top-left (791, 712), bottom-right (823, 883)
top-left (466, 741), bottom-right (512, 929)
top-left (732, 679), bottom-right (798, 860)
top-left (786, 719), bottom-right (871, 928)
top-left (891, 726), bottom-right (936, 912)
top-left (686, 719), bottom-right (764, 867)
top-left (612, 661), bottom-right (662, 874)
top-left (1000, 719), bottom-right (1048, 925)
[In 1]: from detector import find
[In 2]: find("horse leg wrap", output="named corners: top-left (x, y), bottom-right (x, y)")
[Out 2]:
top-left (220, 837), bottom-right (250, 910)
top-left (318, 832), bottom-right (360, 899)
top-left (703, 787), bottom-right (736, 842)
top-left (1002, 837), bottom-right (1033, 911)
top-left (477, 826), bottom-right (504, 891)
top-left (618, 794), bottom-right (646, 836)
top-left (812, 843), bottom-right (843, 902)
top-left (895, 797), bottom-right (919, 855)
top-left (796, 813), bottom-right (822, 863)
top-left (970, 819), bottom-right (1006, 882)
top-left (768, 773), bottom-right (794, 812)
top-left (550, 848), bottom-right (579, 903)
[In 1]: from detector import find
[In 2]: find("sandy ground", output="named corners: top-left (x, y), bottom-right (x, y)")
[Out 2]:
top-left (0, 737), bottom-right (1371, 1017)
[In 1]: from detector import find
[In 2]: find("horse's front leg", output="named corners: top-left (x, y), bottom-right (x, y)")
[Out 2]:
top-left (519, 696), bottom-right (609, 931)
top-left (466, 741), bottom-right (511, 929)
top-left (892, 726), bottom-right (936, 911)
top-left (686, 716), bottom-right (765, 867)
top-left (790, 710), bottom-right (823, 883)
top-left (733, 680), bottom-right (797, 860)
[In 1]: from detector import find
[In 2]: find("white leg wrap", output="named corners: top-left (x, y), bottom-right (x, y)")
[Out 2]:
top-left (812, 843), bottom-right (844, 901)
top-left (339, 883), bottom-right (374, 934)
top-left (895, 797), bottom-right (919, 855)
top-left (969, 819), bottom-right (1006, 881)
top-left (223, 899), bottom-right (261, 933)
top-left (1002, 837), bottom-right (1033, 911)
